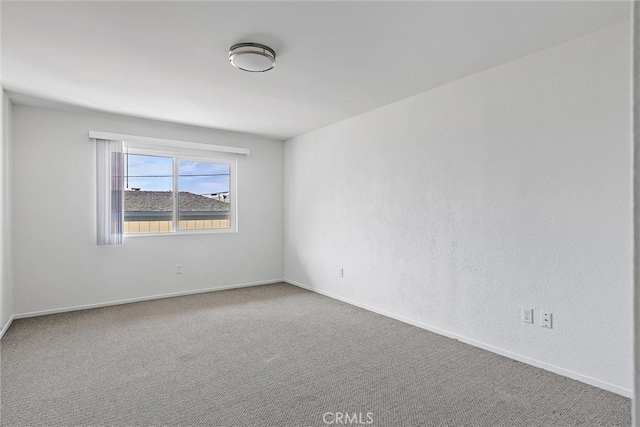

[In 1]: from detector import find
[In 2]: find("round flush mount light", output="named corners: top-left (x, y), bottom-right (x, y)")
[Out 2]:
top-left (229, 42), bottom-right (276, 73)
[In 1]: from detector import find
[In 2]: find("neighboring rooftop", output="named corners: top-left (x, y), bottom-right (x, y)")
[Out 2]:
top-left (124, 191), bottom-right (229, 212)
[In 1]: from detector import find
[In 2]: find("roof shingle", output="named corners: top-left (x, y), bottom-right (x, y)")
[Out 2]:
top-left (124, 191), bottom-right (229, 212)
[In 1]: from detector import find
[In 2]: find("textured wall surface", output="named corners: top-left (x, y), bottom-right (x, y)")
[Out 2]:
top-left (632, 1), bottom-right (639, 421)
top-left (284, 23), bottom-right (633, 393)
top-left (12, 105), bottom-right (283, 315)
top-left (0, 90), bottom-right (4, 329)
top-left (1, 91), bottom-right (14, 331)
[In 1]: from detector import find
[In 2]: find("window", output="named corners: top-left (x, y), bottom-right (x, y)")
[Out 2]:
top-left (93, 132), bottom-right (248, 245)
top-left (123, 149), bottom-right (235, 235)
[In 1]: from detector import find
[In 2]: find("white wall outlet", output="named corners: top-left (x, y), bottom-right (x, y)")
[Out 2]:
top-left (176, 264), bottom-right (183, 275)
top-left (540, 311), bottom-right (552, 329)
top-left (522, 308), bottom-right (533, 324)
top-left (339, 268), bottom-right (344, 278)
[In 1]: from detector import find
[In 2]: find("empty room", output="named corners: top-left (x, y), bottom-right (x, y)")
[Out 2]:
top-left (0, 1), bottom-right (638, 426)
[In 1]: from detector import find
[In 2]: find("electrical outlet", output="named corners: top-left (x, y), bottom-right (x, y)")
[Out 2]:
top-left (340, 268), bottom-right (344, 278)
top-left (522, 308), bottom-right (533, 324)
top-left (540, 311), bottom-right (552, 329)
top-left (176, 264), bottom-right (183, 275)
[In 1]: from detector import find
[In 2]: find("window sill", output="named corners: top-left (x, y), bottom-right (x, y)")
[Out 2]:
top-left (124, 229), bottom-right (238, 238)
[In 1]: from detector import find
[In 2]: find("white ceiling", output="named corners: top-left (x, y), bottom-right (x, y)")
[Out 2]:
top-left (1, 1), bottom-right (630, 140)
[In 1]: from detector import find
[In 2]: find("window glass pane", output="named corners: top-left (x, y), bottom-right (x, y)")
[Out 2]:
top-left (178, 160), bottom-right (230, 230)
top-left (124, 154), bottom-right (174, 234)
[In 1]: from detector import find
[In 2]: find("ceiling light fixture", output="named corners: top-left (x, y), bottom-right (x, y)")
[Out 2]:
top-left (229, 43), bottom-right (276, 73)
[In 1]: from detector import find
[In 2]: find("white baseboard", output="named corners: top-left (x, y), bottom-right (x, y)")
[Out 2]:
top-left (0, 314), bottom-right (14, 340)
top-left (14, 279), bottom-right (284, 320)
top-left (284, 278), bottom-right (633, 399)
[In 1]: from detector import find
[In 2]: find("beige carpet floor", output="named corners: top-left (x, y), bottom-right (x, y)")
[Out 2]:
top-left (0, 283), bottom-right (631, 426)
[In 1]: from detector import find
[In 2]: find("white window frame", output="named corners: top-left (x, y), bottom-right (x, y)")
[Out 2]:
top-left (123, 143), bottom-right (238, 236)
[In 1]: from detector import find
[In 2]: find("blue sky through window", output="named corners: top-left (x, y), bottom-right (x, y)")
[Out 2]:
top-left (179, 160), bottom-right (230, 196)
top-left (125, 154), bottom-right (230, 196)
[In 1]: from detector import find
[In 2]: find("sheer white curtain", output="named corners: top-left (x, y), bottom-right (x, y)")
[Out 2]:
top-left (96, 139), bottom-right (124, 245)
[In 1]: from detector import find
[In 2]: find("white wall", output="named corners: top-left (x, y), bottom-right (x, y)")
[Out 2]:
top-left (284, 23), bottom-right (633, 395)
top-left (12, 105), bottom-right (283, 315)
top-left (632, 2), bottom-right (639, 421)
top-left (1, 90), bottom-right (15, 333)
